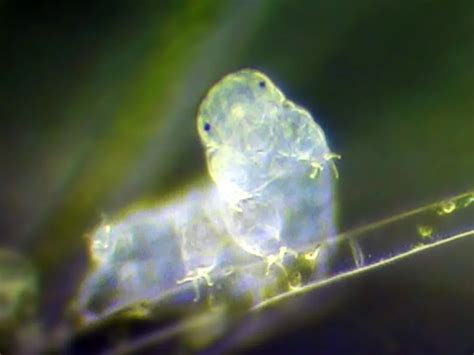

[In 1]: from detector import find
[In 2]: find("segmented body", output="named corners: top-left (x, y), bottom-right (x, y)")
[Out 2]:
top-left (80, 70), bottom-right (338, 319)
top-left (197, 69), bottom-right (337, 257)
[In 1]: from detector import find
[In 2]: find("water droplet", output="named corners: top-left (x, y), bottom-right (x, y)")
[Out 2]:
top-left (413, 243), bottom-right (426, 250)
top-left (437, 200), bottom-right (456, 215)
top-left (463, 194), bottom-right (474, 207)
top-left (417, 225), bottom-right (433, 239)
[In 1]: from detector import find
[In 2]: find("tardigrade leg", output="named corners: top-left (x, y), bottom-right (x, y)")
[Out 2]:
top-left (176, 264), bottom-right (215, 302)
top-left (265, 246), bottom-right (299, 276)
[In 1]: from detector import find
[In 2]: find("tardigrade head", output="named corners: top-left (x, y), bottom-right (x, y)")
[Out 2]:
top-left (196, 69), bottom-right (285, 153)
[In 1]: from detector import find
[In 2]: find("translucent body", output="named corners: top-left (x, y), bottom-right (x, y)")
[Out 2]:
top-left (80, 70), bottom-right (338, 319)
top-left (80, 185), bottom-right (257, 318)
top-left (197, 69), bottom-right (337, 257)
top-left (82, 208), bottom-right (187, 316)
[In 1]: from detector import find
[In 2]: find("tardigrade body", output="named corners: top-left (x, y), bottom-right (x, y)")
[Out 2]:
top-left (79, 70), bottom-right (340, 319)
top-left (197, 69), bottom-right (337, 258)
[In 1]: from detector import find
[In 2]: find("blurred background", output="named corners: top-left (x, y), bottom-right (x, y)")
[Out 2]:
top-left (1, 0), bottom-right (473, 353)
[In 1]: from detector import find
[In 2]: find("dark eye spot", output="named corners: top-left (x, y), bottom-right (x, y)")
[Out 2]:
top-left (259, 80), bottom-right (266, 88)
top-left (204, 122), bottom-right (211, 132)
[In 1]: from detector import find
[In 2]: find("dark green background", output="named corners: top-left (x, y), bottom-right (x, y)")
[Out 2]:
top-left (1, 0), bottom-right (473, 352)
